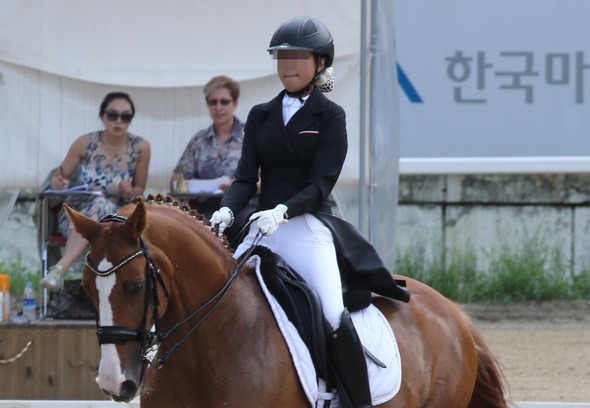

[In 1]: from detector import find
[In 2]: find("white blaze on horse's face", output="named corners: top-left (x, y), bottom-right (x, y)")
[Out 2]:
top-left (95, 257), bottom-right (125, 395)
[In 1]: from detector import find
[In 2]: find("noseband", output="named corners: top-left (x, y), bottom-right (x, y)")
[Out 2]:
top-left (86, 213), bottom-right (262, 369)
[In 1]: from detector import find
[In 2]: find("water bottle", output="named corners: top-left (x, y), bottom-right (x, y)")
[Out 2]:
top-left (0, 274), bottom-right (9, 321)
top-left (23, 281), bottom-right (37, 322)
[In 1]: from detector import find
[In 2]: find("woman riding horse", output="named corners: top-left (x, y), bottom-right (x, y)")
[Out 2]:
top-left (212, 16), bottom-right (408, 408)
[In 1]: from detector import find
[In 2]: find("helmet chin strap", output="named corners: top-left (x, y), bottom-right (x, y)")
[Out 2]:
top-left (285, 84), bottom-right (314, 101)
top-left (285, 55), bottom-right (325, 102)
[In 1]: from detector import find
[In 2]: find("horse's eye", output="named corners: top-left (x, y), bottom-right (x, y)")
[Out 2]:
top-left (128, 281), bottom-right (145, 296)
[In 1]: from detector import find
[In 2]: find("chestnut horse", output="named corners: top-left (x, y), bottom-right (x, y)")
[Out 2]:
top-left (65, 196), bottom-right (510, 408)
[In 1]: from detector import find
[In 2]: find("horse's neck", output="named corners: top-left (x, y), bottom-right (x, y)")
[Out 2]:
top-left (166, 266), bottom-right (272, 346)
top-left (155, 267), bottom-right (295, 402)
top-left (139, 215), bottom-right (309, 406)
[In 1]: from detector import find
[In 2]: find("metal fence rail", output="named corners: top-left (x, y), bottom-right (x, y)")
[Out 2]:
top-left (0, 401), bottom-right (589, 408)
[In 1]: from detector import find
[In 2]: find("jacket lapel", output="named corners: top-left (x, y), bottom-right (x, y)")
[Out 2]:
top-left (261, 88), bottom-right (329, 154)
top-left (260, 92), bottom-right (294, 154)
top-left (285, 88), bottom-right (328, 137)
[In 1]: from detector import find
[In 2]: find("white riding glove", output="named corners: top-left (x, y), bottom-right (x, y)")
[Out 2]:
top-left (211, 207), bottom-right (234, 236)
top-left (249, 204), bottom-right (288, 236)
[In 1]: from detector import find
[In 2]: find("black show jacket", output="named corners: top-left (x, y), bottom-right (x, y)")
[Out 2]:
top-left (221, 88), bottom-right (410, 306)
top-left (221, 87), bottom-right (347, 218)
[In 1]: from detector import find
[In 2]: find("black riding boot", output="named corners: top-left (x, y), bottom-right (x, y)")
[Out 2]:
top-left (327, 309), bottom-right (372, 408)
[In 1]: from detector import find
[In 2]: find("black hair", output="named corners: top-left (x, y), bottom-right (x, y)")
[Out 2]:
top-left (99, 92), bottom-right (135, 116)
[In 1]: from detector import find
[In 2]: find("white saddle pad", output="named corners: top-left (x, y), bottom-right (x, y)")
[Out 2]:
top-left (249, 255), bottom-right (402, 408)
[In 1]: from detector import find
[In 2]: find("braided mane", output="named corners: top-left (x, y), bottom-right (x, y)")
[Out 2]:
top-left (126, 194), bottom-right (231, 248)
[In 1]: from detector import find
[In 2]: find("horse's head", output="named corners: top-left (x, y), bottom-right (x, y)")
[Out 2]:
top-left (65, 200), bottom-right (171, 403)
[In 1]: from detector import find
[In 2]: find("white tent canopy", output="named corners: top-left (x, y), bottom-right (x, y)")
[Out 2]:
top-left (0, 0), bottom-right (362, 189)
top-left (1, 1), bottom-right (404, 266)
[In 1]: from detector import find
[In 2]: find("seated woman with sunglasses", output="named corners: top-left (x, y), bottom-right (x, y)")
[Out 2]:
top-left (170, 75), bottom-right (258, 243)
top-left (40, 92), bottom-right (151, 292)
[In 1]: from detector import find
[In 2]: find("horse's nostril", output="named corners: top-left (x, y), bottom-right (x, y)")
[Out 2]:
top-left (100, 388), bottom-right (111, 397)
top-left (119, 380), bottom-right (138, 403)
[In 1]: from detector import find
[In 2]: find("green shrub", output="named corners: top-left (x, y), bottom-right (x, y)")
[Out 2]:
top-left (482, 242), bottom-right (571, 302)
top-left (395, 234), bottom-right (589, 304)
top-left (571, 268), bottom-right (590, 298)
top-left (0, 254), bottom-right (38, 296)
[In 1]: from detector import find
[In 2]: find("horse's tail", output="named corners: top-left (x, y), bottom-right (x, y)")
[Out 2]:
top-left (467, 326), bottom-right (512, 408)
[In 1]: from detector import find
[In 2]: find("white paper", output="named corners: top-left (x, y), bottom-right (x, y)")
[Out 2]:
top-left (186, 177), bottom-right (229, 194)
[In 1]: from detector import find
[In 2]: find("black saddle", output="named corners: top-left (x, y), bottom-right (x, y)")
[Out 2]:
top-left (247, 244), bottom-right (409, 384)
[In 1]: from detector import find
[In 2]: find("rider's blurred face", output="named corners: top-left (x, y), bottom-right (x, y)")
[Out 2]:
top-left (276, 50), bottom-right (324, 93)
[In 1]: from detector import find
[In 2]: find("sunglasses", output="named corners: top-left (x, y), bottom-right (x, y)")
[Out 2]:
top-left (206, 98), bottom-right (233, 107)
top-left (104, 111), bottom-right (134, 123)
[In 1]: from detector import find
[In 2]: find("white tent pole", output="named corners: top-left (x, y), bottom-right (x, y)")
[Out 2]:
top-left (359, 0), bottom-right (370, 236)
top-left (360, 0), bottom-right (401, 269)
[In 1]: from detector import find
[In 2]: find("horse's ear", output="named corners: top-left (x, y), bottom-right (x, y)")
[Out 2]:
top-left (124, 201), bottom-right (147, 240)
top-left (64, 204), bottom-right (99, 240)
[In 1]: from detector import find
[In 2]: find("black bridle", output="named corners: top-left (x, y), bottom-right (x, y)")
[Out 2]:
top-left (87, 213), bottom-right (261, 369)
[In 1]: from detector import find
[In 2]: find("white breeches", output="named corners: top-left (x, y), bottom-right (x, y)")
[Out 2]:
top-left (234, 213), bottom-right (344, 329)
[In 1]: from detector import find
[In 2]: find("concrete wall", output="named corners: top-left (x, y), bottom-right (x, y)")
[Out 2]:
top-left (2, 173), bottom-right (590, 277)
top-left (397, 174), bottom-right (590, 275)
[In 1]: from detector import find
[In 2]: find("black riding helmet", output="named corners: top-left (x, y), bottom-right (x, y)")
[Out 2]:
top-left (268, 17), bottom-right (335, 98)
top-left (268, 16), bottom-right (334, 67)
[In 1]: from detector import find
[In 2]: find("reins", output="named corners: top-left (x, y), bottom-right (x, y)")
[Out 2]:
top-left (86, 211), bottom-right (263, 369)
top-left (154, 229), bottom-right (263, 366)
